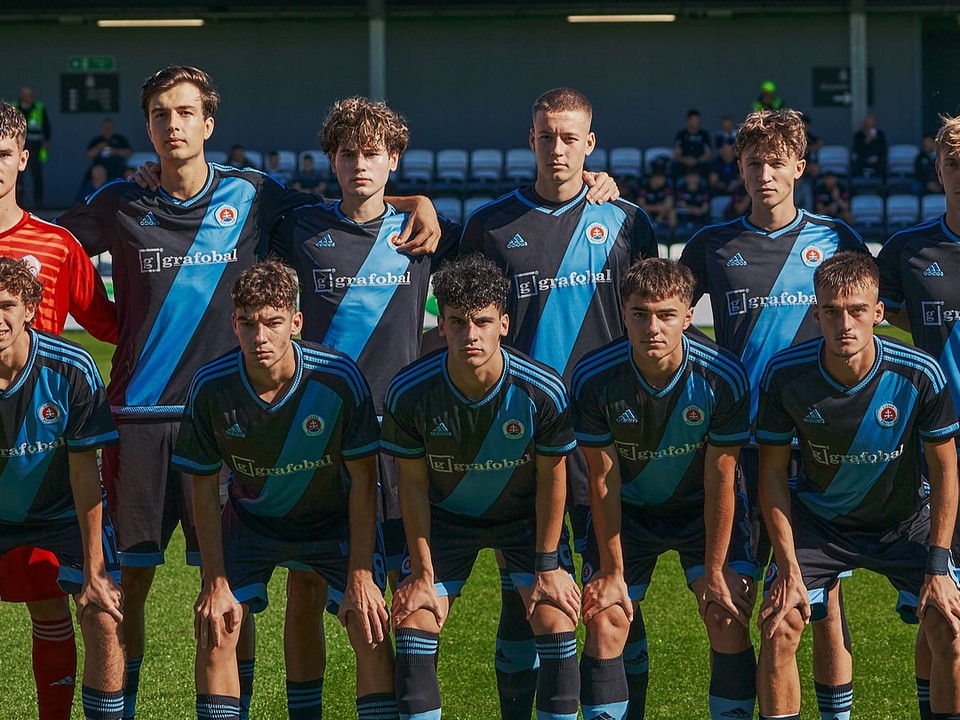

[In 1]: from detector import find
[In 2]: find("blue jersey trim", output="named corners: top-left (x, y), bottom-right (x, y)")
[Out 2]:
top-left (157, 163), bottom-right (216, 207)
top-left (756, 429), bottom-right (794, 444)
top-left (380, 440), bottom-right (424, 457)
top-left (172, 455), bottom-right (223, 474)
top-left (385, 353), bottom-right (445, 413)
top-left (66, 430), bottom-right (119, 449)
top-left (537, 439), bottom-right (577, 455)
top-left (922, 423), bottom-right (960, 439)
top-left (342, 439), bottom-right (381, 459)
top-left (300, 346), bottom-right (368, 405)
top-left (571, 338), bottom-right (630, 398)
top-left (575, 431), bottom-right (613, 445)
top-left (441, 350), bottom-right (508, 409)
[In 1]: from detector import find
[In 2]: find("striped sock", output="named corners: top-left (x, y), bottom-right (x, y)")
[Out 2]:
top-left (495, 570), bottom-right (538, 720)
top-left (395, 628), bottom-right (441, 720)
top-left (286, 678), bottom-right (323, 720)
top-left (196, 693), bottom-right (240, 720)
top-left (122, 656), bottom-right (143, 719)
top-left (624, 613), bottom-right (649, 720)
top-left (918, 677), bottom-right (932, 720)
top-left (709, 648), bottom-right (756, 720)
top-left (237, 658), bottom-right (255, 720)
top-left (357, 692), bottom-right (399, 720)
top-left (82, 686), bottom-right (123, 720)
top-left (534, 632), bottom-right (579, 720)
top-left (32, 616), bottom-right (77, 720)
top-left (815, 681), bottom-right (852, 720)
top-left (580, 654), bottom-right (628, 720)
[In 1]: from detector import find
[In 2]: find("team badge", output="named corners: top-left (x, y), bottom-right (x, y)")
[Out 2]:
top-left (581, 562), bottom-right (594, 583)
top-left (38, 403), bottom-right (61, 424)
top-left (502, 419), bottom-right (525, 439)
top-left (876, 403), bottom-right (898, 427)
top-left (302, 415), bottom-right (325, 436)
top-left (402, 556), bottom-right (412, 574)
top-left (682, 405), bottom-right (704, 426)
top-left (800, 245), bottom-right (824, 268)
top-left (20, 254), bottom-right (41, 277)
top-left (585, 223), bottom-right (608, 244)
top-left (215, 204), bottom-right (238, 227)
top-left (388, 232), bottom-right (403, 247)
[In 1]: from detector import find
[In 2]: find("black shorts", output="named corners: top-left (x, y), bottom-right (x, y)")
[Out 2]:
top-left (566, 448), bottom-right (591, 553)
top-left (376, 453), bottom-right (406, 571)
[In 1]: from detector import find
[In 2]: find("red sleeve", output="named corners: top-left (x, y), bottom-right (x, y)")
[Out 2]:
top-left (66, 235), bottom-right (118, 344)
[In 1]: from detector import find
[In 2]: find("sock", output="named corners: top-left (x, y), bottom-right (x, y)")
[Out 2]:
top-left (534, 632), bottom-right (579, 720)
top-left (196, 693), bottom-right (240, 720)
top-left (759, 715), bottom-right (800, 720)
top-left (81, 686), bottom-right (123, 720)
top-left (930, 715), bottom-right (960, 720)
top-left (580, 654), bottom-right (628, 720)
top-left (32, 617), bottom-right (77, 720)
top-left (123, 656), bottom-right (143, 719)
top-left (357, 692), bottom-right (399, 720)
top-left (815, 681), bottom-right (852, 720)
top-left (918, 676), bottom-right (932, 720)
top-left (709, 648), bottom-right (756, 720)
top-left (286, 678), bottom-right (323, 720)
top-left (237, 658), bottom-right (255, 720)
top-left (495, 570), bottom-right (539, 720)
top-left (394, 628), bottom-right (441, 720)
top-left (624, 613), bottom-right (649, 720)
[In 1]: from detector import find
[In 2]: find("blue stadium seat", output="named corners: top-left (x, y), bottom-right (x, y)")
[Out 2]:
top-left (885, 193), bottom-right (920, 235)
top-left (921, 193), bottom-right (946, 222)
top-left (503, 148), bottom-right (536, 184)
top-left (206, 150), bottom-right (228, 164)
top-left (850, 193), bottom-right (884, 240)
top-left (277, 150), bottom-right (297, 173)
top-left (463, 196), bottom-right (495, 219)
top-left (469, 149), bottom-right (503, 183)
top-left (609, 147), bottom-right (643, 180)
top-left (432, 197), bottom-right (463, 224)
top-left (643, 147), bottom-right (673, 175)
top-left (709, 195), bottom-right (731, 222)
top-left (817, 145), bottom-right (850, 176)
top-left (585, 148), bottom-right (608, 173)
top-left (245, 150), bottom-right (263, 170)
top-left (435, 149), bottom-right (469, 192)
top-left (886, 144), bottom-right (919, 177)
top-left (398, 149), bottom-right (434, 193)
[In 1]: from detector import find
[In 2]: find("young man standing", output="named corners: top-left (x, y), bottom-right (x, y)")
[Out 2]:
top-left (460, 88), bottom-right (656, 718)
top-left (0, 257), bottom-right (124, 720)
top-left (680, 108), bottom-right (868, 720)
top-left (756, 251), bottom-right (960, 720)
top-left (572, 258), bottom-right (756, 720)
top-left (173, 259), bottom-right (395, 720)
top-left (382, 254), bottom-right (581, 720)
top-left (0, 99), bottom-right (118, 720)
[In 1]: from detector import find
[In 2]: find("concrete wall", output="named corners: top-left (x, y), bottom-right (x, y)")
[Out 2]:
top-left (0, 12), bottom-right (930, 207)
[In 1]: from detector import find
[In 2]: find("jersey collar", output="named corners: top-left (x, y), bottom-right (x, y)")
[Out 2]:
top-left (630, 334), bottom-right (689, 397)
top-left (940, 215), bottom-right (960, 244)
top-left (332, 201), bottom-right (397, 226)
top-left (441, 347), bottom-right (508, 408)
top-left (516, 184), bottom-right (588, 216)
top-left (817, 335), bottom-right (882, 395)
top-left (741, 208), bottom-right (805, 239)
top-left (237, 341), bottom-right (303, 412)
top-left (157, 162), bottom-right (215, 207)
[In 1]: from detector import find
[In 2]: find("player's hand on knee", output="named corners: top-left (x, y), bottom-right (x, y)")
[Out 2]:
top-left (193, 578), bottom-right (242, 649)
top-left (758, 566), bottom-right (809, 640)
top-left (395, 196), bottom-right (441, 255)
top-left (133, 161), bottom-right (161, 191)
top-left (527, 569), bottom-right (582, 626)
top-left (76, 570), bottom-right (124, 625)
top-left (583, 171), bottom-right (621, 204)
top-left (700, 566), bottom-right (752, 628)
top-left (919, 575), bottom-right (960, 636)
top-left (581, 570), bottom-right (633, 624)
top-left (391, 575), bottom-right (443, 631)
top-left (339, 569), bottom-right (389, 647)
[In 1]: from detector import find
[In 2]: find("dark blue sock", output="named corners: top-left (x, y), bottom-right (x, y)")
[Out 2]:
top-left (815, 680), bottom-right (852, 720)
top-left (580, 653), bottom-right (628, 720)
top-left (122, 656), bottom-right (143, 719)
top-left (395, 628), bottom-right (441, 720)
top-left (286, 678), bottom-right (323, 720)
top-left (534, 632), bottom-right (579, 720)
top-left (196, 693), bottom-right (240, 720)
top-left (82, 686), bottom-right (124, 720)
top-left (357, 692), bottom-right (399, 720)
top-left (237, 658), bottom-right (255, 720)
top-left (918, 677), bottom-right (932, 720)
top-left (495, 570), bottom-right (538, 720)
top-left (709, 648), bottom-right (756, 720)
top-left (624, 613), bottom-right (649, 720)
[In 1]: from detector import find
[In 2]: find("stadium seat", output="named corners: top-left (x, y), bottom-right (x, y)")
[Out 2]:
top-left (885, 193), bottom-right (920, 235)
top-left (585, 148), bottom-right (608, 173)
top-left (921, 193), bottom-right (946, 221)
top-left (609, 147), bottom-right (643, 180)
top-left (817, 145), bottom-right (851, 176)
top-left (886, 144), bottom-right (919, 177)
top-left (277, 150), bottom-right (298, 173)
top-left (206, 150), bottom-right (228, 164)
top-left (503, 148), bottom-right (536, 184)
top-left (245, 150), bottom-right (263, 170)
top-left (469, 149), bottom-right (503, 185)
top-left (433, 197), bottom-right (463, 224)
top-left (463, 196), bottom-right (495, 219)
top-left (401, 149), bottom-right (434, 184)
top-left (435, 149), bottom-right (469, 190)
top-left (643, 147), bottom-right (673, 175)
top-left (850, 194), bottom-right (884, 240)
top-left (709, 195), bottom-right (731, 222)
top-left (127, 151), bottom-right (159, 169)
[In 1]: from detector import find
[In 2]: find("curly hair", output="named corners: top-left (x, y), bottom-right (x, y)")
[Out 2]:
top-left (620, 258), bottom-right (695, 306)
top-left (140, 66), bottom-right (220, 120)
top-left (0, 257), bottom-right (44, 312)
top-left (231, 258), bottom-right (299, 312)
top-left (814, 251), bottom-right (879, 298)
top-left (319, 96), bottom-right (409, 159)
top-left (936, 115), bottom-right (960, 161)
top-left (735, 109), bottom-right (807, 161)
top-left (433, 253), bottom-right (510, 316)
top-left (0, 101), bottom-right (26, 149)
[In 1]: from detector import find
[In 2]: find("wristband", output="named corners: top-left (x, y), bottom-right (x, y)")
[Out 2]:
top-left (534, 550), bottom-right (560, 572)
top-left (926, 546), bottom-right (952, 576)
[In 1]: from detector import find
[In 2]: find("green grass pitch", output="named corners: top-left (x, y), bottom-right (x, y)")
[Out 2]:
top-left (0, 328), bottom-right (928, 718)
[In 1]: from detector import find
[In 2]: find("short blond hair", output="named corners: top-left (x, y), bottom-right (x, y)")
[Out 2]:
top-left (935, 115), bottom-right (960, 160)
top-left (736, 109), bottom-right (807, 161)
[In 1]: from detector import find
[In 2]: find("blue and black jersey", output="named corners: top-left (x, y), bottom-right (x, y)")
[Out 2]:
top-left (680, 209), bottom-right (867, 419)
top-left (756, 336), bottom-right (959, 533)
top-left (381, 347), bottom-right (576, 524)
top-left (571, 332), bottom-right (750, 508)
top-left (877, 216), bottom-right (960, 417)
top-left (58, 164), bottom-right (312, 418)
top-left (0, 329), bottom-right (117, 523)
top-left (172, 340), bottom-right (380, 539)
top-left (459, 185), bottom-right (657, 382)
top-left (271, 200), bottom-right (460, 413)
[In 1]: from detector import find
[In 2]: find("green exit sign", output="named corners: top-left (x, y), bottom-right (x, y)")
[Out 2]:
top-left (68, 56), bottom-right (115, 71)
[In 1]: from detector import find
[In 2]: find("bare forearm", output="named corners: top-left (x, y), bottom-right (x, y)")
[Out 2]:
top-left (346, 457), bottom-right (378, 573)
top-left (758, 446), bottom-right (800, 571)
top-left (925, 439), bottom-right (959, 549)
top-left (191, 473), bottom-right (227, 578)
top-left (587, 450), bottom-right (624, 573)
top-left (398, 459), bottom-right (435, 578)
top-left (535, 455), bottom-right (567, 554)
top-left (69, 451), bottom-right (106, 577)
top-left (704, 448), bottom-right (738, 579)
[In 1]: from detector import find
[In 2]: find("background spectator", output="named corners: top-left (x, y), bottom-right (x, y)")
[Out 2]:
top-left (813, 171), bottom-right (852, 224)
top-left (915, 134), bottom-right (942, 195)
top-left (637, 161), bottom-right (676, 239)
top-left (852, 114), bottom-right (887, 178)
top-left (753, 80), bottom-right (785, 111)
top-left (264, 150), bottom-right (292, 184)
top-left (714, 115), bottom-right (737, 150)
top-left (84, 118), bottom-right (132, 180)
top-left (291, 153), bottom-right (327, 194)
top-left (227, 143), bottom-right (253, 168)
top-left (673, 108), bottom-right (712, 178)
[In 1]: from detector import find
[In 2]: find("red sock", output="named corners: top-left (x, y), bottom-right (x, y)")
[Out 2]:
top-left (32, 617), bottom-right (77, 720)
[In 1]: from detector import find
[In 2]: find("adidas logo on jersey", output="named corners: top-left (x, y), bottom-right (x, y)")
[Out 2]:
top-left (315, 234), bottom-right (336, 248)
top-left (616, 408), bottom-right (638, 424)
top-left (225, 423), bottom-right (246, 438)
top-left (139, 212), bottom-right (160, 227)
top-left (726, 253), bottom-right (747, 267)
top-left (924, 262), bottom-right (944, 277)
top-left (507, 233), bottom-right (528, 249)
top-left (430, 422), bottom-right (452, 437)
top-left (803, 408), bottom-right (825, 424)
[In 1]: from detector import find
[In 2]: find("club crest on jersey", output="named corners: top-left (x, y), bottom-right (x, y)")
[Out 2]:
top-left (585, 223), bottom-right (608, 244)
top-left (876, 403), bottom-right (898, 427)
top-left (38, 402), bottom-right (62, 425)
top-left (388, 232), bottom-right (403, 248)
top-left (302, 415), bottom-right (325, 436)
top-left (800, 245), bottom-right (824, 268)
top-left (682, 405), bottom-right (704, 426)
top-left (19, 254), bottom-right (41, 277)
top-left (215, 204), bottom-right (239, 227)
top-left (581, 562), bottom-right (595, 583)
top-left (502, 419), bottom-right (525, 439)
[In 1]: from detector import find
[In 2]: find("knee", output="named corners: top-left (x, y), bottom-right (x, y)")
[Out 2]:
top-left (703, 605), bottom-right (750, 646)
top-left (922, 609), bottom-right (960, 660)
top-left (586, 606), bottom-right (631, 644)
top-left (762, 610), bottom-right (805, 657)
top-left (79, 605), bottom-right (122, 649)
